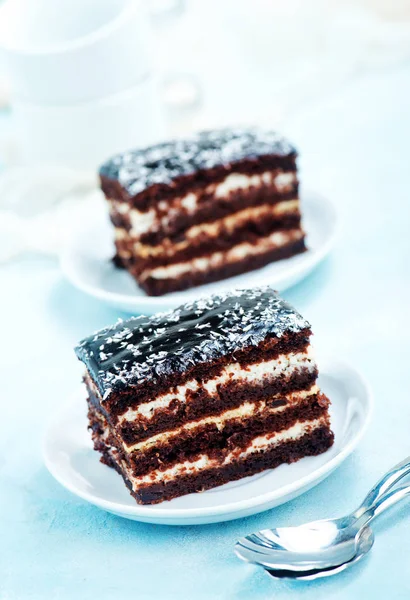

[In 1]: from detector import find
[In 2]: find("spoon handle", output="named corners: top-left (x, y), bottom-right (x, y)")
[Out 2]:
top-left (356, 483), bottom-right (410, 527)
top-left (353, 456), bottom-right (410, 520)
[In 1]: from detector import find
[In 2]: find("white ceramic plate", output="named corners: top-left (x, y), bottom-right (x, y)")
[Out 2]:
top-left (44, 359), bottom-right (372, 525)
top-left (60, 190), bottom-right (337, 315)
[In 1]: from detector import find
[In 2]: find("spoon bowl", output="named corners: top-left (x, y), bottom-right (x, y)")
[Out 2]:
top-left (235, 513), bottom-right (365, 571)
top-left (264, 525), bottom-right (374, 581)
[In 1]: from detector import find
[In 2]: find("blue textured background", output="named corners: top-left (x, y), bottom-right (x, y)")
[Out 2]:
top-left (1, 65), bottom-right (410, 599)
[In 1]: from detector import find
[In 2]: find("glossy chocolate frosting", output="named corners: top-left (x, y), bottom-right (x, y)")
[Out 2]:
top-left (99, 128), bottom-right (297, 198)
top-left (75, 288), bottom-right (309, 401)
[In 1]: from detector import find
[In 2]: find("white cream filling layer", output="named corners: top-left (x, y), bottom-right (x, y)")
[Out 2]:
top-left (110, 201), bottom-right (157, 236)
top-left (214, 171), bottom-right (294, 198)
top-left (109, 170), bottom-right (297, 237)
top-left (122, 383), bottom-right (319, 455)
top-left (129, 417), bottom-right (325, 488)
top-left (140, 228), bottom-right (304, 280)
top-left (119, 348), bottom-right (316, 424)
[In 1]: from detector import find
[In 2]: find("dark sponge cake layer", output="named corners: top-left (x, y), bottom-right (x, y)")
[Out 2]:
top-left (139, 237), bottom-right (306, 296)
top-left (116, 214), bottom-right (302, 274)
top-left (135, 426), bottom-right (334, 504)
top-left (138, 188), bottom-right (297, 246)
top-left (115, 214), bottom-right (300, 275)
top-left (112, 368), bottom-right (318, 446)
top-left (107, 394), bottom-right (330, 477)
top-left (110, 186), bottom-right (298, 246)
top-left (97, 426), bottom-right (333, 505)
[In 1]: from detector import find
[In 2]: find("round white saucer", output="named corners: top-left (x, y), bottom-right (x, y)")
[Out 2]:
top-left (43, 358), bottom-right (371, 525)
top-left (60, 189), bottom-right (337, 314)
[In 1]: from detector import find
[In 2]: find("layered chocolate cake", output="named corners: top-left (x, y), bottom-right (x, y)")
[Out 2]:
top-left (75, 288), bottom-right (333, 505)
top-left (100, 128), bottom-right (306, 296)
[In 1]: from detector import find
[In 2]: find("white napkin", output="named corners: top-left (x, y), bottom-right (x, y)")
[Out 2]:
top-left (0, 166), bottom-right (99, 262)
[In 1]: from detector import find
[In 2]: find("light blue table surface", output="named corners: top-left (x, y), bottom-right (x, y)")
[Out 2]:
top-left (1, 65), bottom-right (410, 600)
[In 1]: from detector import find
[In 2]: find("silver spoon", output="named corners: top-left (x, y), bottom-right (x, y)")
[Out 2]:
top-left (235, 456), bottom-right (410, 573)
top-left (236, 485), bottom-right (410, 575)
top-left (265, 483), bottom-right (410, 580)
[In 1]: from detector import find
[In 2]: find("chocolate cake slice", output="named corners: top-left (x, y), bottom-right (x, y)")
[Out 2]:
top-left (75, 288), bottom-right (333, 505)
top-left (100, 128), bottom-right (306, 296)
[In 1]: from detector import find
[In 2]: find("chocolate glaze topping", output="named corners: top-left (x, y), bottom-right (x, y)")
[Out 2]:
top-left (99, 128), bottom-right (297, 198)
top-left (75, 288), bottom-right (309, 401)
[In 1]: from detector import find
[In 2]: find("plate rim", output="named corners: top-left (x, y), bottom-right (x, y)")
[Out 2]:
top-left (59, 188), bottom-right (338, 310)
top-left (43, 357), bottom-right (372, 522)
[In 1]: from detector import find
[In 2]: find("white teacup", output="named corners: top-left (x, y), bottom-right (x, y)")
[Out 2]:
top-left (0, 0), bottom-right (166, 170)
top-left (13, 76), bottom-right (165, 171)
top-left (0, 0), bottom-right (153, 104)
